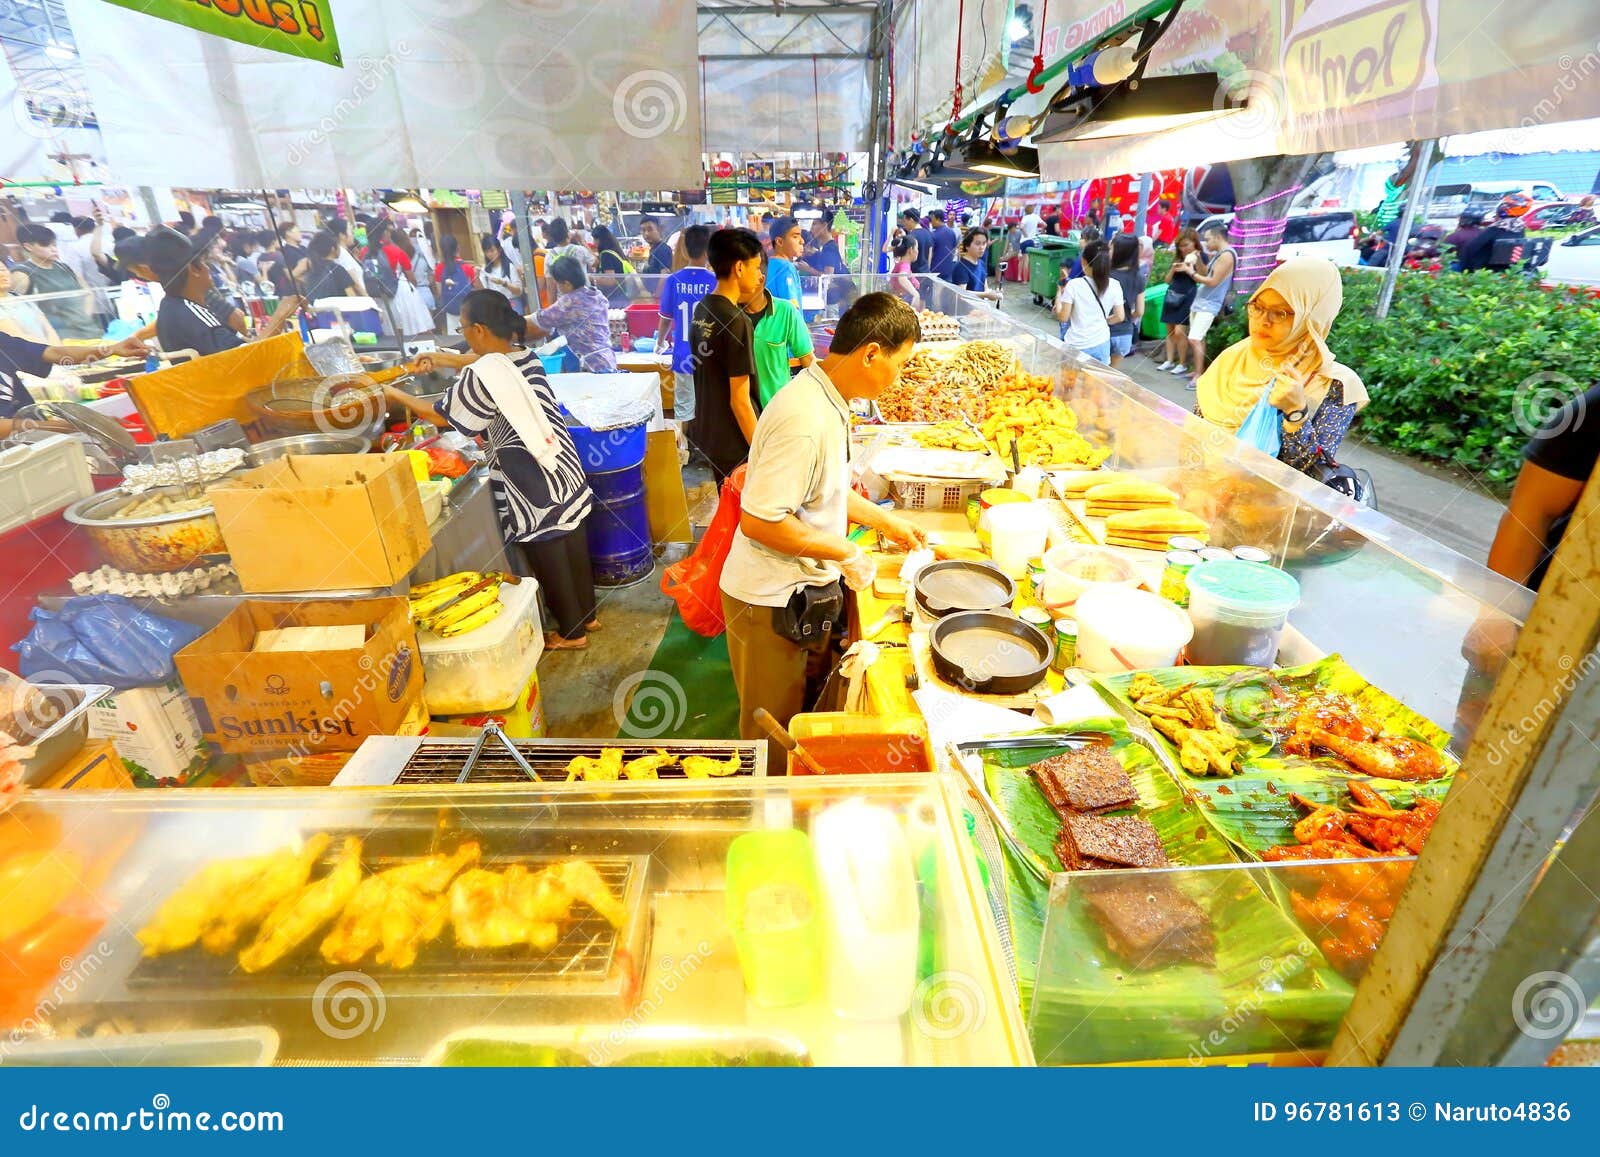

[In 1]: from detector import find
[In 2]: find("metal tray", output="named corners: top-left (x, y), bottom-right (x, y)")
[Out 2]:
top-left (0, 1027), bottom-right (279, 1067)
top-left (421, 1024), bottom-right (811, 1067)
top-left (19, 683), bottom-right (112, 787)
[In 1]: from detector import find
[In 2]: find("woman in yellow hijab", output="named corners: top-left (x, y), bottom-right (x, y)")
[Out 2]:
top-left (1195, 257), bottom-right (1369, 475)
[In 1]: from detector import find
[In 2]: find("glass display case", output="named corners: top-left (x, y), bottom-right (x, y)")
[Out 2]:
top-left (0, 775), bottom-right (1029, 1066)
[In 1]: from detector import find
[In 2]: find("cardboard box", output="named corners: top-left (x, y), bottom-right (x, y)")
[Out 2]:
top-left (176, 597), bottom-right (423, 756)
top-left (36, 739), bottom-right (131, 790)
top-left (208, 454), bottom-right (431, 593)
top-left (86, 680), bottom-right (208, 784)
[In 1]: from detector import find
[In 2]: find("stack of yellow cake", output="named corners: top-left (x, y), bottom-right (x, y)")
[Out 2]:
top-left (1083, 480), bottom-right (1180, 519)
top-left (1103, 507), bottom-right (1211, 551)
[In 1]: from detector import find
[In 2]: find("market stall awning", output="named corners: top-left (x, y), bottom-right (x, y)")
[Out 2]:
top-left (698, 5), bottom-right (876, 153)
top-left (891, 0), bottom-right (1014, 145)
top-left (1034, 0), bottom-right (1600, 178)
top-left (62, 0), bottom-right (705, 191)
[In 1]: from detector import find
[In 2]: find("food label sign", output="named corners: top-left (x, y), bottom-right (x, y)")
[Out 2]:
top-left (98, 0), bottom-right (342, 67)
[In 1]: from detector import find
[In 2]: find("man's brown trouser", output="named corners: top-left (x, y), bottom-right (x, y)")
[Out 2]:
top-left (721, 591), bottom-right (812, 772)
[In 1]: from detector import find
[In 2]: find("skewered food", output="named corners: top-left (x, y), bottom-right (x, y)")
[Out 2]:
top-left (1030, 746), bottom-right (1137, 816)
top-left (681, 751), bottom-right (741, 778)
top-left (239, 838), bottom-right (364, 973)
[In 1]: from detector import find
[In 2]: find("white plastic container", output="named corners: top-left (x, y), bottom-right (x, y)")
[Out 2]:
top-left (1039, 543), bottom-right (1141, 610)
top-left (417, 578), bottom-right (544, 715)
top-left (1184, 560), bottom-right (1301, 667)
top-left (0, 434), bottom-right (92, 535)
top-left (811, 799), bottom-right (920, 1021)
top-left (985, 501), bottom-right (1050, 579)
top-left (1073, 586), bottom-right (1194, 672)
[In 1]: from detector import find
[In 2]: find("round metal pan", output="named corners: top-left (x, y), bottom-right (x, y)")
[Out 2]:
top-left (913, 559), bottom-right (1015, 618)
top-left (929, 610), bottom-right (1053, 695)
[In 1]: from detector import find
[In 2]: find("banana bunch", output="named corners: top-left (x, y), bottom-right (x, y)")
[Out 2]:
top-left (981, 395), bottom-right (1109, 468)
top-left (409, 571), bottom-right (511, 637)
top-left (911, 421), bottom-right (987, 452)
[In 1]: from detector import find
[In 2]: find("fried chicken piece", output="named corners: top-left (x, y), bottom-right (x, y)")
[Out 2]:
top-left (681, 751), bottom-right (740, 778)
top-left (623, 751), bottom-right (675, 780)
top-left (565, 748), bottom-right (624, 782)
top-left (201, 833), bottom-right (331, 954)
top-left (239, 838), bottom-right (364, 973)
top-left (548, 860), bottom-right (627, 928)
top-left (1347, 797), bottom-right (1441, 854)
top-left (137, 854), bottom-right (274, 956)
top-left (450, 867), bottom-right (559, 950)
top-left (376, 888), bottom-right (451, 969)
top-left (320, 843), bottom-right (479, 966)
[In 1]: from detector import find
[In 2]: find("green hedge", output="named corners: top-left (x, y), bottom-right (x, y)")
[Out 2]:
top-left (1206, 270), bottom-right (1600, 490)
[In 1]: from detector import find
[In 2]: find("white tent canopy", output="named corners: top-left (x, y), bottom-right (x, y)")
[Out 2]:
top-left (1035, 0), bottom-right (1600, 179)
top-left (891, 0), bottom-right (1014, 145)
top-left (64, 0), bottom-right (706, 191)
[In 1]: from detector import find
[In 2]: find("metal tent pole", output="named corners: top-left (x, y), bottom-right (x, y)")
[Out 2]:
top-left (1374, 139), bottom-right (1435, 320)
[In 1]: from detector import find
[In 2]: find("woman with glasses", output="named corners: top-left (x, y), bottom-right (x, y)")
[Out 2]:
top-left (1195, 258), bottom-right (1368, 475)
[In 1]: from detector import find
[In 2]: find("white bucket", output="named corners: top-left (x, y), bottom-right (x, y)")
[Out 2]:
top-left (1073, 586), bottom-right (1194, 672)
top-left (986, 501), bottom-right (1050, 579)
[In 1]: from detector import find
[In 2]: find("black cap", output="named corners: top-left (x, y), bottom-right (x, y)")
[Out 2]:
top-left (144, 220), bottom-right (223, 289)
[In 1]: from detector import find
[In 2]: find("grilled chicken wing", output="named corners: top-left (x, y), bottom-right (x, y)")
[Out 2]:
top-left (321, 843), bottom-right (480, 966)
top-left (376, 888), bottom-right (452, 969)
top-left (240, 838), bottom-right (363, 973)
top-left (548, 860), bottom-right (627, 928)
top-left (450, 867), bottom-right (558, 950)
top-left (201, 833), bottom-right (332, 954)
top-left (681, 751), bottom-right (740, 779)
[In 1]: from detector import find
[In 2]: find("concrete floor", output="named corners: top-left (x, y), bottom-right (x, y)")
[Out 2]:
top-left (996, 293), bottom-right (1506, 562)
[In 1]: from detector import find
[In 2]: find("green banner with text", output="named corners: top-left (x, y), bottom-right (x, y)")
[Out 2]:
top-left (100, 0), bottom-right (341, 67)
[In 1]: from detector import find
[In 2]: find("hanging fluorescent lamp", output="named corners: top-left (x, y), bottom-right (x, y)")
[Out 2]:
top-left (384, 192), bottom-right (430, 214)
top-left (961, 139), bottom-right (1040, 178)
top-left (1033, 74), bottom-right (1248, 143)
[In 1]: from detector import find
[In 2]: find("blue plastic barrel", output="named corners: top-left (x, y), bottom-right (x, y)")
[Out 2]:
top-left (585, 464), bottom-right (654, 587)
top-left (567, 418), bottom-right (649, 474)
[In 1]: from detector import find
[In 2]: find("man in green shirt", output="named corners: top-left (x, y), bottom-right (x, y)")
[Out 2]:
top-left (742, 278), bottom-right (815, 408)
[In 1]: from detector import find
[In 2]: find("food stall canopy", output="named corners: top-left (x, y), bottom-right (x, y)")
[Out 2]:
top-left (1034, 0), bottom-right (1600, 179)
top-left (892, 0), bottom-right (1015, 145)
top-left (61, 0), bottom-right (704, 191)
top-left (699, 7), bottom-right (875, 153)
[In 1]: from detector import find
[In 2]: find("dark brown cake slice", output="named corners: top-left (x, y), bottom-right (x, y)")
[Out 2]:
top-left (1030, 747), bottom-right (1137, 815)
top-left (1080, 877), bottom-right (1216, 967)
top-left (1060, 814), bottom-right (1169, 869)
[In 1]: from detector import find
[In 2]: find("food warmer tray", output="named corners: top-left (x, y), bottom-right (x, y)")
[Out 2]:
top-left (422, 1024), bottom-right (811, 1067)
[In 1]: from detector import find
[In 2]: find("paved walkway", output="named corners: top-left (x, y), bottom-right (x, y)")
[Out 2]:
top-left (995, 293), bottom-right (1506, 562)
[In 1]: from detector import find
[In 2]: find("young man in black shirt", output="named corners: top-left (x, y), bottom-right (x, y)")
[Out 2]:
top-left (146, 224), bottom-right (299, 356)
top-left (689, 228), bottom-right (765, 482)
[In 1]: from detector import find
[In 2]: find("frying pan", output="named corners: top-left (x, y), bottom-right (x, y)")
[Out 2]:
top-left (928, 611), bottom-right (1053, 695)
top-left (912, 559), bottom-right (1015, 619)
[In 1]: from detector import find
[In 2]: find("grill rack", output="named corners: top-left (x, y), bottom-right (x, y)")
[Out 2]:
top-left (393, 738), bottom-right (767, 785)
top-left (127, 850), bottom-right (648, 994)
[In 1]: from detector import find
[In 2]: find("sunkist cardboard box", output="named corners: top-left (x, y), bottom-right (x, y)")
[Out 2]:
top-left (208, 454), bottom-right (431, 594)
top-left (175, 597), bottom-right (423, 756)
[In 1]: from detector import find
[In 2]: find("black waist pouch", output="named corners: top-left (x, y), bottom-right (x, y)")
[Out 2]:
top-left (772, 580), bottom-right (846, 649)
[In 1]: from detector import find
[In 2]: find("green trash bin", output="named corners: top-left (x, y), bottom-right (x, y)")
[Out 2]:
top-left (1026, 238), bottom-right (1077, 306)
top-left (1141, 283), bottom-right (1169, 340)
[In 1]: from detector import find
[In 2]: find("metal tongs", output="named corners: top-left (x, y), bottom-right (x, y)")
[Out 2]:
top-left (944, 742), bottom-right (1052, 884)
top-left (456, 720), bottom-right (538, 784)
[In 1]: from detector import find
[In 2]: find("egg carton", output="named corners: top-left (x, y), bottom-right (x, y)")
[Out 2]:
top-left (68, 563), bottom-right (235, 599)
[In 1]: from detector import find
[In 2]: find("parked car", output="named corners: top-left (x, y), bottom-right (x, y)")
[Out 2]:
top-left (1197, 211), bottom-right (1361, 267)
top-left (1522, 201), bottom-right (1595, 232)
top-left (1426, 180), bottom-right (1566, 225)
top-left (1544, 225), bottom-right (1600, 287)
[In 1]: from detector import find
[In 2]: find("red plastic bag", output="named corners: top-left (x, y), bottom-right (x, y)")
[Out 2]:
top-left (661, 466), bottom-right (746, 636)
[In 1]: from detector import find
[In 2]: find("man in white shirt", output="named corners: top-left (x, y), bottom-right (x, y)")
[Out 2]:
top-left (720, 293), bottom-right (928, 757)
top-left (60, 214), bottom-right (112, 323)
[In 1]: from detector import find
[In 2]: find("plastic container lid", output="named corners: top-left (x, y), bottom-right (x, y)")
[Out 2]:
top-left (1186, 560), bottom-right (1301, 618)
